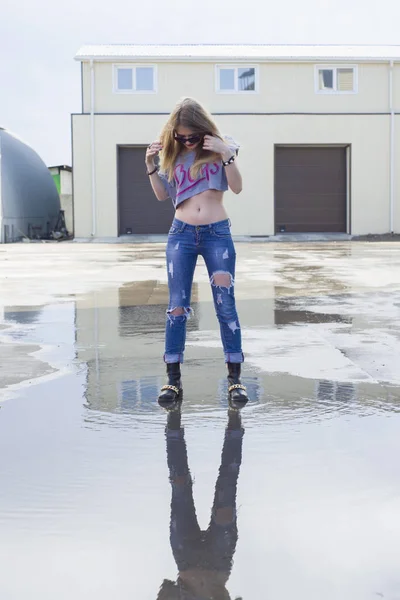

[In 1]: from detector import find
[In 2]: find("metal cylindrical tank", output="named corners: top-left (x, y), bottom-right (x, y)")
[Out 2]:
top-left (0, 128), bottom-right (60, 242)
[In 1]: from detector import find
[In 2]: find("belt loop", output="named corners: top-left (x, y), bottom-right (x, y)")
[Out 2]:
top-left (180, 222), bottom-right (186, 232)
top-left (228, 218), bottom-right (232, 227)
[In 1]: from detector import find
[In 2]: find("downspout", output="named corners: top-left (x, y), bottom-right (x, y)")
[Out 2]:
top-left (389, 60), bottom-right (395, 233)
top-left (90, 59), bottom-right (96, 237)
top-left (0, 134), bottom-right (2, 243)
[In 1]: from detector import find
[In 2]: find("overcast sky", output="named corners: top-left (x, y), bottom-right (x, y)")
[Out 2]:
top-left (1, 0), bottom-right (399, 166)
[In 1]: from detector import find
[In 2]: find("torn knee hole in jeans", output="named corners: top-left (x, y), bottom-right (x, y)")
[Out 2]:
top-left (166, 306), bottom-right (193, 325)
top-left (210, 270), bottom-right (234, 292)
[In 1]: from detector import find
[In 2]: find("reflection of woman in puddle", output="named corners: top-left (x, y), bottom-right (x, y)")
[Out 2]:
top-left (157, 405), bottom-right (244, 600)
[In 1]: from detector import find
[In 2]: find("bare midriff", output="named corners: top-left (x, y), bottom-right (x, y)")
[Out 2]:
top-left (174, 190), bottom-right (228, 225)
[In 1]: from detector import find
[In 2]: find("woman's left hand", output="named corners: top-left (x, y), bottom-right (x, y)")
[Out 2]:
top-left (203, 135), bottom-right (230, 159)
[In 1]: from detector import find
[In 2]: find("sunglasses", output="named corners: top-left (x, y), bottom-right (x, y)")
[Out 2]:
top-left (174, 133), bottom-right (204, 145)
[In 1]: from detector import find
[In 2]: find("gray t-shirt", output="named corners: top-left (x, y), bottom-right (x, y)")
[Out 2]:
top-left (158, 139), bottom-right (238, 208)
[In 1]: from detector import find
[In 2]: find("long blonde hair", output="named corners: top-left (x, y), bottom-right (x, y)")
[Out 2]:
top-left (159, 97), bottom-right (223, 182)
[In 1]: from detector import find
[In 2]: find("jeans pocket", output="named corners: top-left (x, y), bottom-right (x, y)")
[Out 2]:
top-left (168, 226), bottom-right (180, 235)
top-left (213, 225), bottom-right (231, 238)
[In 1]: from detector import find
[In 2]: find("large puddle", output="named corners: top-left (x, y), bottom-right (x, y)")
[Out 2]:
top-left (1, 244), bottom-right (400, 599)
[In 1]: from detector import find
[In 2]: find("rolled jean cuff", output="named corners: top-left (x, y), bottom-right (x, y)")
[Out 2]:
top-left (225, 352), bottom-right (244, 363)
top-left (164, 353), bottom-right (184, 364)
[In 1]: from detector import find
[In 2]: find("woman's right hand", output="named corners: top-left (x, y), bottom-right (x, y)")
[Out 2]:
top-left (145, 141), bottom-right (163, 167)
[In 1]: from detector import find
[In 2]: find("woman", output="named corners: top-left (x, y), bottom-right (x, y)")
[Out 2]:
top-left (145, 97), bottom-right (248, 403)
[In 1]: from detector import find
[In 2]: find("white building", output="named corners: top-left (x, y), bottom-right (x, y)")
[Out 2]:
top-left (72, 44), bottom-right (400, 239)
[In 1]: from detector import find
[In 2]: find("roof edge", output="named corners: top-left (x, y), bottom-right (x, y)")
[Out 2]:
top-left (74, 55), bottom-right (400, 63)
top-left (48, 165), bottom-right (72, 171)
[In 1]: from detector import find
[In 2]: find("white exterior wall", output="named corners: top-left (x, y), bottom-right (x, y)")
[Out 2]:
top-left (60, 169), bottom-right (73, 235)
top-left (60, 169), bottom-right (72, 195)
top-left (74, 59), bottom-right (400, 238)
top-left (82, 61), bottom-right (395, 114)
top-left (72, 117), bottom-right (92, 237)
top-left (73, 112), bottom-right (395, 237)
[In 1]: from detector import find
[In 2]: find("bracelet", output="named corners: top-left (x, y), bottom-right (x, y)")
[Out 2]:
top-left (222, 155), bottom-right (236, 167)
top-left (147, 166), bottom-right (158, 176)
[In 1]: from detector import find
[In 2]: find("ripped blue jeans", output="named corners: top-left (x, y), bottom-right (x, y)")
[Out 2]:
top-left (164, 218), bottom-right (244, 364)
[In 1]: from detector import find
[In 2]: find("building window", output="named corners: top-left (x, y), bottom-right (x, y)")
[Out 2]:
top-left (114, 65), bottom-right (156, 93)
top-left (216, 65), bottom-right (258, 93)
top-left (315, 66), bottom-right (357, 94)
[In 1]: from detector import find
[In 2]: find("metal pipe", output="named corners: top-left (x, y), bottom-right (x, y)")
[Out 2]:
top-left (0, 135), bottom-right (3, 243)
top-left (389, 60), bottom-right (395, 233)
top-left (90, 59), bottom-right (96, 237)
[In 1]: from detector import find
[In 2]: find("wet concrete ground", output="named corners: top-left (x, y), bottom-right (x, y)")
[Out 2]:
top-left (1, 242), bottom-right (400, 600)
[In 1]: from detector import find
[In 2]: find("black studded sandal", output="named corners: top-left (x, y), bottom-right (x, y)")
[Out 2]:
top-left (227, 363), bottom-right (249, 403)
top-left (158, 363), bottom-right (182, 403)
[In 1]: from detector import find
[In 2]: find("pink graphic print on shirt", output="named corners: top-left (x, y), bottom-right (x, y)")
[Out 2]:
top-left (174, 162), bottom-right (220, 198)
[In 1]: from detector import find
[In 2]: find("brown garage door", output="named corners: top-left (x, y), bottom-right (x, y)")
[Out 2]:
top-left (275, 146), bottom-right (347, 233)
top-left (118, 146), bottom-right (174, 235)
